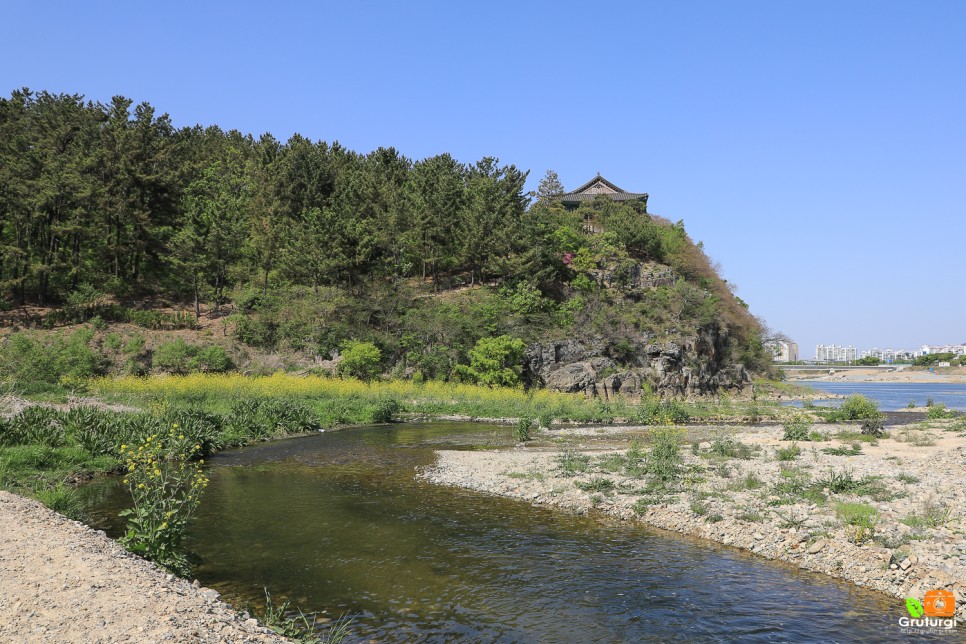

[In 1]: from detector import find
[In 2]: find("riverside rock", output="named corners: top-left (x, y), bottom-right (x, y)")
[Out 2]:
top-left (524, 327), bottom-right (750, 398)
top-left (807, 539), bottom-right (828, 555)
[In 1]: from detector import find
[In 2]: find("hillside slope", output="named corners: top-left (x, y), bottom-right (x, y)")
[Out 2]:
top-left (0, 91), bottom-right (771, 396)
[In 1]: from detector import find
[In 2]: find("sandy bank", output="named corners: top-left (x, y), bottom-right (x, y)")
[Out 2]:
top-left (0, 491), bottom-right (286, 643)
top-left (786, 367), bottom-right (966, 384)
top-left (421, 420), bottom-right (966, 618)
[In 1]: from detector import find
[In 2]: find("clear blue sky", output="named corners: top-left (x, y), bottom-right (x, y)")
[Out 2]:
top-left (4, 1), bottom-right (964, 355)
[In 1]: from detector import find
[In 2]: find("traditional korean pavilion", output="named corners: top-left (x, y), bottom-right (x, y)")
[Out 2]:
top-left (558, 174), bottom-right (648, 212)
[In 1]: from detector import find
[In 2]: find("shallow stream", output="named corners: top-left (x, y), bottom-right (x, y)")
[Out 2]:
top-left (82, 422), bottom-right (926, 642)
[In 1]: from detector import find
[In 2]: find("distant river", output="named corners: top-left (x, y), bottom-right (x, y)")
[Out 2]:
top-left (795, 381), bottom-right (966, 411)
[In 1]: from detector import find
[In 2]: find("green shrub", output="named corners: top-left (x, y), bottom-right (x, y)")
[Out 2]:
top-left (62, 406), bottom-right (130, 456)
top-left (636, 397), bottom-right (690, 424)
top-left (821, 468), bottom-right (859, 494)
top-left (647, 426), bottom-right (682, 489)
top-left (822, 443), bottom-right (863, 456)
top-left (123, 334), bottom-right (146, 355)
top-left (901, 499), bottom-right (951, 529)
top-left (153, 339), bottom-right (196, 374)
top-left (926, 403), bottom-right (954, 420)
top-left (0, 330), bottom-right (106, 391)
top-left (189, 346), bottom-right (234, 373)
top-left (727, 473), bottom-right (764, 491)
top-left (368, 397), bottom-right (401, 424)
top-left (104, 333), bottom-right (123, 352)
top-left (708, 435), bottom-right (755, 459)
top-left (575, 476), bottom-right (615, 492)
top-left (776, 443), bottom-right (801, 461)
top-left (556, 449), bottom-right (591, 476)
top-left (859, 415), bottom-right (884, 437)
top-left (782, 417), bottom-right (811, 441)
top-left (339, 340), bottom-right (382, 382)
top-left (836, 395), bottom-right (881, 421)
top-left (1, 444), bottom-right (57, 469)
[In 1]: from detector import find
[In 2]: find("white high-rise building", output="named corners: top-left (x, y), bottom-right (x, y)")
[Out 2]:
top-left (815, 344), bottom-right (857, 363)
top-left (766, 340), bottom-right (799, 362)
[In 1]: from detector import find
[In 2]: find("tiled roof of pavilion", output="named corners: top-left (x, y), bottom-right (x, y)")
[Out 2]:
top-left (558, 174), bottom-right (648, 205)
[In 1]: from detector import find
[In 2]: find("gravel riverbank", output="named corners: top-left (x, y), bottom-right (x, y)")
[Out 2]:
top-left (422, 418), bottom-right (966, 619)
top-left (0, 491), bottom-right (287, 643)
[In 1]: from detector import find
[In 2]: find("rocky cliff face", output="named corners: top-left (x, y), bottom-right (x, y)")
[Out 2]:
top-left (523, 326), bottom-right (750, 399)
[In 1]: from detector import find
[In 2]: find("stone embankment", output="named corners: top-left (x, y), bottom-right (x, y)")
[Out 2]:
top-left (422, 419), bottom-right (966, 620)
top-left (0, 491), bottom-right (286, 643)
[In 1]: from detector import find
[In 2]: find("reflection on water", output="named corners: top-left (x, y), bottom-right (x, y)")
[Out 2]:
top-left (82, 422), bottom-right (931, 642)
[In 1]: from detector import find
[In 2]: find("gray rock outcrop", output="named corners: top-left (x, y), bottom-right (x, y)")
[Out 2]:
top-left (523, 326), bottom-right (749, 398)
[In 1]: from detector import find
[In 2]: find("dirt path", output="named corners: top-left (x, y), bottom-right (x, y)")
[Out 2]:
top-left (0, 491), bottom-right (286, 643)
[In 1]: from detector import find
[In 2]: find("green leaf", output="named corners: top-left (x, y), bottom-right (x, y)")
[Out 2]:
top-left (906, 597), bottom-right (924, 618)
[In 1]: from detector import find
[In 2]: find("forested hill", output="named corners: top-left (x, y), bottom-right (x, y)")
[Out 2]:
top-left (0, 90), bottom-right (773, 395)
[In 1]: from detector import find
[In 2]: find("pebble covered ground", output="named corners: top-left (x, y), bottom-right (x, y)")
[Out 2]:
top-left (422, 418), bottom-right (966, 621)
top-left (0, 491), bottom-right (287, 643)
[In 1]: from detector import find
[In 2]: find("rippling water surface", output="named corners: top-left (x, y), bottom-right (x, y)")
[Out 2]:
top-left (83, 422), bottom-right (937, 642)
top-left (795, 381), bottom-right (966, 411)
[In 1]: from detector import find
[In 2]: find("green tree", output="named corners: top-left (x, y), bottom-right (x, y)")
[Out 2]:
top-left (535, 169), bottom-right (564, 204)
top-left (339, 340), bottom-right (382, 381)
top-left (457, 158), bottom-right (529, 284)
top-left (456, 335), bottom-right (527, 387)
top-left (172, 147), bottom-right (252, 318)
top-left (404, 154), bottom-right (465, 286)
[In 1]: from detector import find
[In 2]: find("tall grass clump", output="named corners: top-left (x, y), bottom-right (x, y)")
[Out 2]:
top-left (259, 588), bottom-right (354, 643)
top-left (515, 416), bottom-right (534, 442)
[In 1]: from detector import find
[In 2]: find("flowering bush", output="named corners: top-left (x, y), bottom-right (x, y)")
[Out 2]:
top-left (118, 427), bottom-right (208, 575)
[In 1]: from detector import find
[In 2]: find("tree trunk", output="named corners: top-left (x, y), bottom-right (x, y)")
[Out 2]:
top-left (193, 273), bottom-right (200, 321)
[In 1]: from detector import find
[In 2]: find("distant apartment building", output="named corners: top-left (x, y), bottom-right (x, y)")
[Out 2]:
top-left (920, 344), bottom-right (966, 356)
top-left (860, 347), bottom-right (917, 362)
top-left (766, 340), bottom-right (799, 362)
top-left (815, 344), bottom-right (857, 363)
